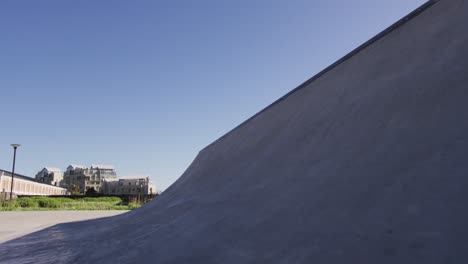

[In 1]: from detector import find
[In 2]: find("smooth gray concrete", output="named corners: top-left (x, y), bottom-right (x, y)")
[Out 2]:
top-left (2, 0), bottom-right (468, 263)
top-left (0, 211), bottom-right (128, 244)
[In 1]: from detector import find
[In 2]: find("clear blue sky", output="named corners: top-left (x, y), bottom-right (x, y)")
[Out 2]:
top-left (0, 0), bottom-right (426, 190)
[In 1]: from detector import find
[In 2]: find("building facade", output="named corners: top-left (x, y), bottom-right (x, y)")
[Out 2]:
top-left (62, 164), bottom-right (87, 193)
top-left (0, 169), bottom-right (67, 198)
top-left (63, 164), bottom-right (117, 193)
top-left (102, 176), bottom-right (155, 195)
top-left (35, 167), bottom-right (63, 186)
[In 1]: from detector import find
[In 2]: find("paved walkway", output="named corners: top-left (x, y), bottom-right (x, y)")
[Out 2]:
top-left (0, 210), bottom-right (128, 243)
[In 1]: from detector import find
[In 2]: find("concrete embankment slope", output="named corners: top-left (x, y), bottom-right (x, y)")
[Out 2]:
top-left (2, 0), bottom-right (468, 263)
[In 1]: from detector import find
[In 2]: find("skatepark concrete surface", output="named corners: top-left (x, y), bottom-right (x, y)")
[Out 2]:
top-left (0, 211), bottom-right (128, 244)
top-left (2, 0), bottom-right (468, 263)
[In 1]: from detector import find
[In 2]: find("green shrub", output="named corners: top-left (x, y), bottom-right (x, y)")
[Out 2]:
top-left (85, 187), bottom-right (98, 196)
top-left (38, 198), bottom-right (60, 208)
top-left (18, 198), bottom-right (37, 208)
top-left (127, 202), bottom-right (141, 210)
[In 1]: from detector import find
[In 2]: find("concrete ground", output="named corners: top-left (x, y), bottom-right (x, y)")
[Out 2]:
top-left (0, 210), bottom-right (128, 243)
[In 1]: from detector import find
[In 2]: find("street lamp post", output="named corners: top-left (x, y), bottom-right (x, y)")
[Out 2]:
top-left (10, 144), bottom-right (20, 200)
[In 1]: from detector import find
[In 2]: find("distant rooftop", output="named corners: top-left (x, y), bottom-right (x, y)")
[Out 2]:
top-left (120, 176), bottom-right (149, 180)
top-left (102, 178), bottom-right (119, 182)
top-left (91, 164), bottom-right (115, 170)
top-left (43, 167), bottom-right (61, 172)
top-left (0, 169), bottom-right (36, 182)
top-left (68, 164), bottom-right (87, 170)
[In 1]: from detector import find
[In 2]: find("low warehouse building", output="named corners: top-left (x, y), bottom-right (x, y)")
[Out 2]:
top-left (102, 176), bottom-right (155, 195)
top-left (0, 169), bottom-right (67, 199)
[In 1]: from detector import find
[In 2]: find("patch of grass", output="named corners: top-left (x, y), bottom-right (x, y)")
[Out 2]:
top-left (82, 197), bottom-right (121, 202)
top-left (1, 200), bottom-right (17, 210)
top-left (127, 202), bottom-right (141, 210)
top-left (18, 198), bottom-right (37, 208)
top-left (0, 196), bottom-right (143, 211)
top-left (38, 199), bottom-right (60, 208)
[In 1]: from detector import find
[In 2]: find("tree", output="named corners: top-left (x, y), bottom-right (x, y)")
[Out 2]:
top-left (71, 184), bottom-right (81, 195)
top-left (85, 187), bottom-right (98, 196)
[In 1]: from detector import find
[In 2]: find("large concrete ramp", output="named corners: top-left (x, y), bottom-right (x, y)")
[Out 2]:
top-left (2, 0), bottom-right (468, 263)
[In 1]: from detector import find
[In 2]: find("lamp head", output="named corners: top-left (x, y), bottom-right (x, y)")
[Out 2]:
top-left (11, 144), bottom-right (21, 148)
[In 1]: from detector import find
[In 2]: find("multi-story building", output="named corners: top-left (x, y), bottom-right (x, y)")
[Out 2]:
top-left (0, 169), bottom-right (67, 199)
top-left (35, 167), bottom-right (63, 186)
top-left (90, 164), bottom-right (117, 181)
top-left (63, 164), bottom-right (117, 193)
top-left (62, 164), bottom-right (87, 193)
top-left (102, 176), bottom-right (155, 195)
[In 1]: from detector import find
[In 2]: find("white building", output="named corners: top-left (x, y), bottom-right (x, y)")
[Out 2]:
top-left (102, 176), bottom-right (155, 195)
top-left (35, 167), bottom-right (63, 186)
top-left (63, 164), bottom-right (117, 193)
top-left (0, 169), bottom-right (67, 198)
top-left (90, 164), bottom-right (117, 180)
